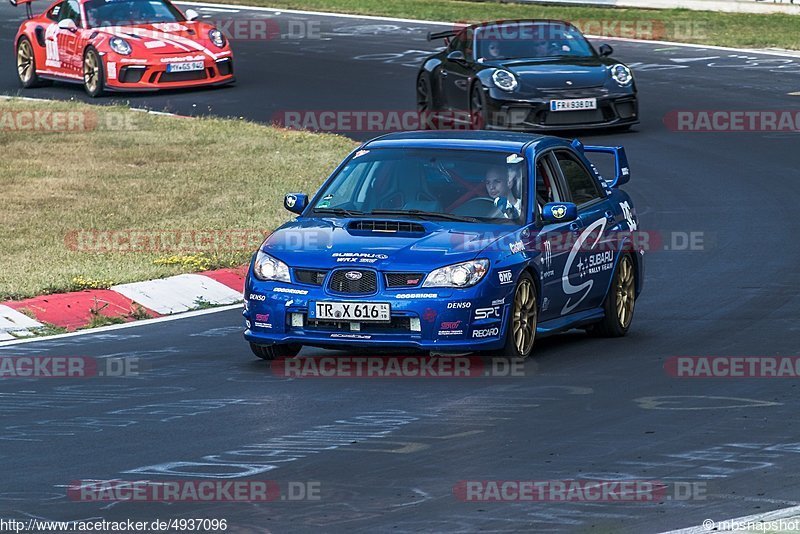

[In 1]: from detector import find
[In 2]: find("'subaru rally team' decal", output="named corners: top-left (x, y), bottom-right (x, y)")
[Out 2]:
top-left (561, 218), bottom-right (610, 315)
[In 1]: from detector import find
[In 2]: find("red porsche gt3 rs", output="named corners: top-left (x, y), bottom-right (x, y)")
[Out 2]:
top-left (12, 0), bottom-right (235, 96)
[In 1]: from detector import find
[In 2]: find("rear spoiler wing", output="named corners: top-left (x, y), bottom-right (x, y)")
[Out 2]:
top-left (427, 29), bottom-right (460, 42)
top-left (571, 139), bottom-right (630, 188)
top-left (10, 0), bottom-right (36, 18)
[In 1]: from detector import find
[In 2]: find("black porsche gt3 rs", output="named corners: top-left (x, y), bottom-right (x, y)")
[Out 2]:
top-left (417, 20), bottom-right (639, 132)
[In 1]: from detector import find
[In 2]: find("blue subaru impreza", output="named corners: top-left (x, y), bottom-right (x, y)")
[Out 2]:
top-left (243, 131), bottom-right (644, 360)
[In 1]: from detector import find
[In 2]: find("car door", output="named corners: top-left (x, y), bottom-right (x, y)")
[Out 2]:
top-left (54, 0), bottom-right (84, 77)
top-left (533, 151), bottom-right (577, 322)
top-left (553, 149), bottom-right (617, 315)
top-left (42, 2), bottom-right (65, 71)
top-left (438, 29), bottom-right (473, 112)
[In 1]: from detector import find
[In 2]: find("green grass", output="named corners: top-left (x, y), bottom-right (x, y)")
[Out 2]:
top-left (217, 0), bottom-right (800, 50)
top-left (0, 99), bottom-right (357, 300)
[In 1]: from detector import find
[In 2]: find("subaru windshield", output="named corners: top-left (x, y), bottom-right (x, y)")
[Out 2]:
top-left (311, 148), bottom-right (528, 224)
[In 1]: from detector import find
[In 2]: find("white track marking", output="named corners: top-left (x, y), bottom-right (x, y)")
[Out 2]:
top-left (175, 0), bottom-right (800, 58)
top-left (0, 304), bottom-right (242, 347)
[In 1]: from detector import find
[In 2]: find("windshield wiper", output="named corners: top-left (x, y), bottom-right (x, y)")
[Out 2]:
top-left (369, 210), bottom-right (479, 223)
top-left (313, 208), bottom-right (366, 217)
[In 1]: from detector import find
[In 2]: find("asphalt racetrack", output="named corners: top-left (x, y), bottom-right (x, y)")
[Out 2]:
top-left (2, 3), bottom-right (800, 532)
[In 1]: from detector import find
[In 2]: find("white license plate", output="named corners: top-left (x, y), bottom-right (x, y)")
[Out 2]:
top-left (313, 301), bottom-right (391, 322)
top-left (166, 61), bottom-right (204, 73)
top-left (550, 98), bottom-right (597, 112)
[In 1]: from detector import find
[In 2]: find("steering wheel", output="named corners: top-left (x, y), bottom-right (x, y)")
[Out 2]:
top-left (452, 197), bottom-right (503, 218)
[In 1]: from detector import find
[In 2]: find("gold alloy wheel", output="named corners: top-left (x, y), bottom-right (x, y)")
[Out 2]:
top-left (84, 52), bottom-right (100, 94)
top-left (17, 40), bottom-right (34, 83)
top-left (512, 278), bottom-right (537, 356)
top-left (616, 255), bottom-right (635, 328)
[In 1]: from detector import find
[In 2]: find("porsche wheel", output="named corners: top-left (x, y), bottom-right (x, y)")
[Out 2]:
top-left (494, 272), bottom-right (537, 360)
top-left (16, 37), bottom-right (42, 88)
top-left (592, 253), bottom-right (636, 337)
top-left (83, 47), bottom-right (105, 98)
top-left (470, 84), bottom-right (489, 130)
top-left (250, 342), bottom-right (301, 361)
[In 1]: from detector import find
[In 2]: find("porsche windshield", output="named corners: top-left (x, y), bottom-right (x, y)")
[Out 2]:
top-left (85, 0), bottom-right (184, 27)
top-left (312, 148), bottom-right (527, 223)
top-left (476, 23), bottom-right (595, 60)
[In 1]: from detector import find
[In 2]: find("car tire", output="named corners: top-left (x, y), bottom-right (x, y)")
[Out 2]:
top-left (16, 37), bottom-right (44, 88)
top-left (250, 343), bottom-right (302, 361)
top-left (416, 74), bottom-right (438, 130)
top-left (591, 252), bottom-right (636, 337)
top-left (470, 83), bottom-right (489, 130)
top-left (494, 271), bottom-right (538, 360)
top-left (83, 47), bottom-right (105, 98)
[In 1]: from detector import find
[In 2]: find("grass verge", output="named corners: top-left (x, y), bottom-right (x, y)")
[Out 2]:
top-left (0, 99), bottom-right (357, 300)
top-left (214, 0), bottom-right (800, 50)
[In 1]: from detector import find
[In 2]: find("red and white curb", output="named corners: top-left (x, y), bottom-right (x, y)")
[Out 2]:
top-left (0, 267), bottom-right (246, 339)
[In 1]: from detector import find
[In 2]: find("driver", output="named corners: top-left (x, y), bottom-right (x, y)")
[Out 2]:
top-left (532, 39), bottom-right (551, 57)
top-left (484, 166), bottom-right (521, 219)
top-left (485, 40), bottom-right (504, 59)
top-left (128, 0), bottom-right (150, 23)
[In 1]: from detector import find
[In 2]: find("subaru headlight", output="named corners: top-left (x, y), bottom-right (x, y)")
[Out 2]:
top-left (422, 259), bottom-right (489, 288)
top-left (109, 37), bottom-right (131, 55)
top-left (209, 28), bottom-right (226, 48)
top-left (253, 250), bottom-right (291, 283)
top-left (491, 69), bottom-right (518, 92)
top-left (610, 64), bottom-right (633, 86)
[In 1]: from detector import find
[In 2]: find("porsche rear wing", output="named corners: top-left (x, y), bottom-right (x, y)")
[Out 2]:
top-left (571, 139), bottom-right (630, 188)
top-left (427, 29), bottom-right (458, 42)
top-left (10, 0), bottom-right (36, 18)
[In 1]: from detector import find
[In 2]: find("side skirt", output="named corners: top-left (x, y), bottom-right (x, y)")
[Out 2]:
top-left (536, 307), bottom-right (605, 336)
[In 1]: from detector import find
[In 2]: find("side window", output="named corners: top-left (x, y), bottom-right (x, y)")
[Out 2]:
top-left (464, 28), bottom-right (474, 60)
top-left (59, 0), bottom-right (82, 25)
top-left (555, 151), bottom-right (604, 205)
top-left (448, 30), bottom-right (468, 55)
top-left (47, 2), bottom-right (64, 20)
top-left (535, 154), bottom-right (562, 209)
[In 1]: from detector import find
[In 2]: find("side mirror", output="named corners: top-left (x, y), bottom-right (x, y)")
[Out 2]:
top-left (541, 202), bottom-right (578, 224)
top-left (57, 18), bottom-right (77, 31)
top-left (184, 8), bottom-right (199, 21)
top-left (284, 193), bottom-right (308, 215)
top-left (446, 50), bottom-right (466, 62)
top-left (598, 43), bottom-right (613, 57)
